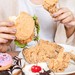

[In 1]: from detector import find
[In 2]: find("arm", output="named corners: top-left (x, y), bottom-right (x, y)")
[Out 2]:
top-left (65, 24), bottom-right (75, 38)
top-left (53, 8), bottom-right (75, 38)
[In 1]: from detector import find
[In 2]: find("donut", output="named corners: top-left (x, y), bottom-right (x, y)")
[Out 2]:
top-left (0, 53), bottom-right (13, 71)
top-left (0, 56), bottom-right (25, 75)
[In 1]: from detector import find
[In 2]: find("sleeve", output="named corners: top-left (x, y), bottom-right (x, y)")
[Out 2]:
top-left (54, 23), bottom-right (75, 46)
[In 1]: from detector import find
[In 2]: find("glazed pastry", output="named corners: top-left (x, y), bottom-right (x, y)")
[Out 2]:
top-left (0, 53), bottom-right (13, 71)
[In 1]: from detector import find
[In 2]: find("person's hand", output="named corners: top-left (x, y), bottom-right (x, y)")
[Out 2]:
top-left (52, 8), bottom-right (75, 28)
top-left (0, 21), bottom-right (16, 43)
top-left (0, 21), bottom-right (16, 52)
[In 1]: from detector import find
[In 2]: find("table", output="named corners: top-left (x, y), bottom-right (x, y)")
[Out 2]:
top-left (7, 51), bottom-right (75, 75)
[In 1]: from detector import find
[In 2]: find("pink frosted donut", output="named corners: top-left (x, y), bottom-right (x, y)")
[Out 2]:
top-left (0, 53), bottom-right (13, 71)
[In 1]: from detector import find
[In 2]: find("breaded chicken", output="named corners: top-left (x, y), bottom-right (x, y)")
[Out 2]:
top-left (22, 40), bottom-right (71, 72)
top-left (43, 0), bottom-right (58, 14)
top-left (15, 12), bottom-right (35, 44)
top-left (9, 12), bottom-right (36, 48)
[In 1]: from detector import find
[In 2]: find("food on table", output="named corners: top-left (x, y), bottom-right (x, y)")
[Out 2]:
top-left (43, 0), bottom-right (58, 14)
top-left (48, 52), bottom-right (70, 72)
top-left (23, 40), bottom-right (71, 72)
top-left (0, 54), bottom-right (24, 75)
top-left (23, 62), bottom-right (54, 75)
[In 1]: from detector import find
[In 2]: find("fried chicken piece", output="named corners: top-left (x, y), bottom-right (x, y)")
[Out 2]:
top-left (66, 52), bottom-right (75, 61)
top-left (23, 40), bottom-right (63, 64)
top-left (43, 0), bottom-right (58, 14)
top-left (48, 52), bottom-right (70, 72)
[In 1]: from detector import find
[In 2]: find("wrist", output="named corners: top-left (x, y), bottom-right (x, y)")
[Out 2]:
top-left (65, 25), bottom-right (75, 38)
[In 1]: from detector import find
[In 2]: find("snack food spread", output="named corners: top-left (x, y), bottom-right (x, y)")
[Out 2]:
top-left (23, 40), bottom-right (70, 72)
top-left (0, 53), bottom-right (25, 75)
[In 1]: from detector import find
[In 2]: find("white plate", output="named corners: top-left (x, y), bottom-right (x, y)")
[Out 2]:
top-left (18, 44), bottom-right (75, 75)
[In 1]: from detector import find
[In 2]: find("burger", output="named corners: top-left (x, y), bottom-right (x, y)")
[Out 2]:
top-left (9, 12), bottom-right (40, 48)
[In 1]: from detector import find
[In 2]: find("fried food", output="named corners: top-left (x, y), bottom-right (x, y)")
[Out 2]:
top-left (14, 12), bottom-right (35, 44)
top-left (8, 12), bottom-right (40, 48)
top-left (23, 40), bottom-right (70, 72)
top-left (48, 52), bottom-right (70, 72)
top-left (43, 0), bottom-right (58, 14)
top-left (8, 12), bottom-right (36, 48)
top-left (66, 52), bottom-right (75, 61)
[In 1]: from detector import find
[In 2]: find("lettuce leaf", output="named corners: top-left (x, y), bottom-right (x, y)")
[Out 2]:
top-left (33, 15), bottom-right (37, 20)
top-left (14, 40), bottom-right (27, 48)
top-left (33, 15), bottom-right (40, 41)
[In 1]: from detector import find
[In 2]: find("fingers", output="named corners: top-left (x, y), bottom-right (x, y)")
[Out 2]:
top-left (0, 38), bottom-right (8, 43)
top-left (67, 20), bottom-right (75, 26)
top-left (0, 21), bottom-right (16, 44)
top-left (54, 12), bottom-right (72, 21)
top-left (53, 8), bottom-right (74, 27)
top-left (0, 27), bottom-right (16, 34)
top-left (64, 19), bottom-right (75, 29)
top-left (0, 33), bottom-right (16, 40)
top-left (52, 8), bottom-right (69, 17)
top-left (62, 15), bottom-right (74, 24)
top-left (0, 21), bottom-right (14, 27)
